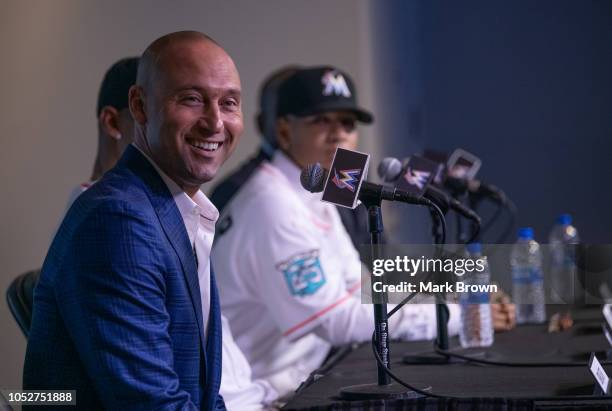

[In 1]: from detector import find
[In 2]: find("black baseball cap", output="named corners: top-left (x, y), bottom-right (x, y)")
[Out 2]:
top-left (96, 57), bottom-right (139, 116)
top-left (276, 66), bottom-right (373, 124)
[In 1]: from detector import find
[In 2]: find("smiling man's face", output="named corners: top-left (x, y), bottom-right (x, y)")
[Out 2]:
top-left (140, 38), bottom-right (243, 195)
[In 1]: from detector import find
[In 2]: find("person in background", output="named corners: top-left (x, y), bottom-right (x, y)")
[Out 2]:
top-left (212, 66), bottom-right (472, 396)
top-left (210, 65), bottom-right (300, 214)
top-left (210, 65), bottom-right (373, 252)
top-left (66, 57), bottom-right (139, 206)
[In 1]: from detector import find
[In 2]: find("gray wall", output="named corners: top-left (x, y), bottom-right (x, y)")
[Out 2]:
top-left (0, 0), bottom-right (379, 389)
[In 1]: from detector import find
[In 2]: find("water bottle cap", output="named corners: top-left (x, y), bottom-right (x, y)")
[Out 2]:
top-left (518, 227), bottom-right (534, 240)
top-left (467, 242), bottom-right (481, 254)
top-left (556, 214), bottom-right (572, 225)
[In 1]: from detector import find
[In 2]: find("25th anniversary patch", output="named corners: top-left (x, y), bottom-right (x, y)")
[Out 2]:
top-left (276, 250), bottom-right (326, 297)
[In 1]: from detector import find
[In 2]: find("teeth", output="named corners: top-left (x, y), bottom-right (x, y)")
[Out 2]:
top-left (190, 141), bottom-right (220, 151)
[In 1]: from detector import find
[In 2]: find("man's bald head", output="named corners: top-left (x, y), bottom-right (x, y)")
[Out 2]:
top-left (128, 30), bottom-right (243, 196)
top-left (136, 30), bottom-right (221, 92)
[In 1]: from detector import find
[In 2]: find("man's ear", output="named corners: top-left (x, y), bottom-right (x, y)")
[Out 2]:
top-left (98, 106), bottom-right (122, 140)
top-left (128, 85), bottom-right (147, 125)
top-left (275, 117), bottom-right (291, 151)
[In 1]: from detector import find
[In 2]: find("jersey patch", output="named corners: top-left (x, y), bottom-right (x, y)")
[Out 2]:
top-left (276, 250), bottom-right (326, 297)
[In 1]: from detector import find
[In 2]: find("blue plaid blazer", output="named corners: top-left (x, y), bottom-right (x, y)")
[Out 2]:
top-left (24, 145), bottom-right (225, 410)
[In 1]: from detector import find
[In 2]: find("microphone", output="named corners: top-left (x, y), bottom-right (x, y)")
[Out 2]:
top-left (444, 175), bottom-right (507, 203)
top-left (421, 150), bottom-right (507, 203)
top-left (376, 156), bottom-right (402, 184)
top-left (300, 163), bottom-right (432, 206)
top-left (378, 157), bottom-right (481, 223)
top-left (300, 163), bottom-right (327, 193)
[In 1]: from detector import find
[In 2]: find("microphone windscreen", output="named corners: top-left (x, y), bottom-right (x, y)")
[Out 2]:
top-left (300, 163), bottom-right (327, 193)
top-left (377, 157), bottom-right (403, 182)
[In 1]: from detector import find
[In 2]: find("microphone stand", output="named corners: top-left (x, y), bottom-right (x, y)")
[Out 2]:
top-left (403, 208), bottom-right (460, 364)
top-left (339, 192), bottom-right (428, 399)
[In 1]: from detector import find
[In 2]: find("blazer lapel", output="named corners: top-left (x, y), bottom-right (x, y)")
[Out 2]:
top-left (118, 146), bottom-right (207, 354)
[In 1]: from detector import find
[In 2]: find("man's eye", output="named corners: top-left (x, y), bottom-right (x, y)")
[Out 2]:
top-left (222, 98), bottom-right (240, 109)
top-left (312, 116), bottom-right (331, 125)
top-left (340, 118), bottom-right (357, 131)
top-left (181, 95), bottom-right (202, 104)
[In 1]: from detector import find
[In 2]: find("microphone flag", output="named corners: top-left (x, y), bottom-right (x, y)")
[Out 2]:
top-left (322, 147), bottom-right (370, 209)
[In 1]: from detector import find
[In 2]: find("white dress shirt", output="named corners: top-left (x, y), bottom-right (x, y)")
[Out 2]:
top-left (133, 144), bottom-right (277, 410)
top-left (134, 145), bottom-right (217, 335)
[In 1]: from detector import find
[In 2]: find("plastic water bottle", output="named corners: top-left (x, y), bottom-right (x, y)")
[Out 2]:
top-left (511, 228), bottom-right (546, 324)
top-left (549, 214), bottom-right (580, 304)
top-left (459, 243), bottom-right (494, 348)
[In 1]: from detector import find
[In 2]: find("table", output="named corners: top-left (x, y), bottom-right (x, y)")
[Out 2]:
top-left (283, 307), bottom-right (612, 410)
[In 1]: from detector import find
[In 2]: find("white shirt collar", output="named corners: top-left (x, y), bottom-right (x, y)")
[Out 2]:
top-left (131, 144), bottom-right (219, 239)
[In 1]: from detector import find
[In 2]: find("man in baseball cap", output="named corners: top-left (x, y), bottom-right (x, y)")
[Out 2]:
top-left (210, 65), bottom-right (300, 213)
top-left (212, 66), bottom-right (460, 397)
top-left (276, 66), bottom-right (373, 122)
top-left (210, 66), bottom-right (375, 250)
top-left (274, 66), bottom-right (372, 171)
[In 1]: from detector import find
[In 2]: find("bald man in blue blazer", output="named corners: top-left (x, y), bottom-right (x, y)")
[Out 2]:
top-left (24, 31), bottom-right (244, 410)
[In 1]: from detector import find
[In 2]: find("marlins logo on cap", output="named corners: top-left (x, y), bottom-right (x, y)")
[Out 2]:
top-left (276, 66), bottom-right (373, 124)
top-left (321, 71), bottom-right (352, 98)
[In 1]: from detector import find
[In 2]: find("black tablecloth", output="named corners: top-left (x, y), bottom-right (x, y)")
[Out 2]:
top-left (283, 307), bottom-right (612, 410)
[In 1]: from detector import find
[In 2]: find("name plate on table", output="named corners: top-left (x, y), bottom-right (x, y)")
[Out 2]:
top-left (589, 353), bottom-right (611, 395)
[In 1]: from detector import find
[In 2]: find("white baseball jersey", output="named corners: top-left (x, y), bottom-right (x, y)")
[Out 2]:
top-left (212, 151), bottom-right (460, 396)
top-left (220, 316), bottom-right (278, 410)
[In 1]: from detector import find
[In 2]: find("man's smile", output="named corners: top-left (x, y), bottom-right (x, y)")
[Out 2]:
top-left (186, 138), bottom-right (224, 152)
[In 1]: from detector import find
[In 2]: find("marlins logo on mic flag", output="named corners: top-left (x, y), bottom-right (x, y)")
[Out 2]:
top-left (396, 156), bottom-right (437, 195)
top-left (404, 168), bottom-right (430, 190)
top-left (332, 169), bottom-right (361, 192)
top-left (322, 147), bottom-right (370, 209)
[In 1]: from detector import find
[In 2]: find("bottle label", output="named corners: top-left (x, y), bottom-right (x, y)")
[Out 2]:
top-left (512, 267), bottom-right (543, 284)
top-left (551, 247), bottom-right (577, 269)
top-left (461, 292), bottom-right (490, 304)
